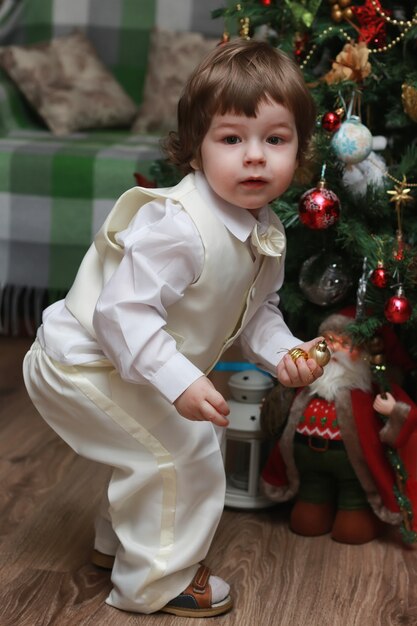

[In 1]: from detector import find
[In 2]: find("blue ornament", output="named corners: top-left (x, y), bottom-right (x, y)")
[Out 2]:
top-left (331, 116), bottom-right (373, 165)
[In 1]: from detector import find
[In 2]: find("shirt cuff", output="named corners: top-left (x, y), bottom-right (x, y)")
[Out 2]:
top-left (260, 335), bottom-right (302, 373)
top-left (148, 352), bottom-right (205, 403)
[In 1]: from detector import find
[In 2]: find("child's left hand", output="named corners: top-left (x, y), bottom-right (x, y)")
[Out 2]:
top-left (276, 337), bottom-right (324, 388)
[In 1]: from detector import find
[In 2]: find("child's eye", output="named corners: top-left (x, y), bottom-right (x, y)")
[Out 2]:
top-left (223, 136), bottom-right (241, 144)
top-left (267, 136), bottom-right (283, 145)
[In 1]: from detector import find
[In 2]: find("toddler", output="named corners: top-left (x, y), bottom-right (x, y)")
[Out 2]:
top-left (23, 39), bottom-right (322, 617)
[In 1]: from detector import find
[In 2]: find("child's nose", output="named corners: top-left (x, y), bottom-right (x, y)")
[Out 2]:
top-left (244, 140), bottom-right (266, 164)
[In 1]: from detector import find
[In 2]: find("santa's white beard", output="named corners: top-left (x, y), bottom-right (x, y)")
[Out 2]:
top-left (308, 350), bottom-right (372, 402)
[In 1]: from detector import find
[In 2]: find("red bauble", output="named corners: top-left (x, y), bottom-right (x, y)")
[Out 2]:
top-left (384, 289), bottom-right (412, 324)
top-left (260, 0), bottom-right (273, 4)
top-left (321, 111), bottom-right (342, 133)
top-left (298, 181), bottom-right (341, 229)
top-left (370, 262), bottom-right (390, 288)
top-left (294, 33), bottom-right (309, 62)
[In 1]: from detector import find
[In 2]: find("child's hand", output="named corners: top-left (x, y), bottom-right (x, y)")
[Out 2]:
top-left (373, 392), bottom-right (396, 416)
top-left (174, 376), bottom-right (230, 427)
top-left (276, 337), bottom-right (324, 388)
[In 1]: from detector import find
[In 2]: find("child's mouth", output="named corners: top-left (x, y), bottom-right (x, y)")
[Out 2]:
top-left (240, 178), bottom-right (267, 189)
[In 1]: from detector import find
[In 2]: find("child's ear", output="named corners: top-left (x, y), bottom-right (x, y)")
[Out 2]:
top-left (190, 157), bottom-right (200, 171)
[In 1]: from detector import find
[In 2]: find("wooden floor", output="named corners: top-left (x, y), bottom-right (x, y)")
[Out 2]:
top-left (1, 336), bottom-right (417, 626)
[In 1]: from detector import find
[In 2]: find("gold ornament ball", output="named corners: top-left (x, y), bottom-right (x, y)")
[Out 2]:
top-left (331, 6), bottom-right (343, 21)
top-left (339, 0), bottom-right (351, 7)
top-left (342, 7), bottom-right (353, 19)
top-left (308, 340), bottom-right (331, 367)
top-left (402, 83), bottom-right (417, 123)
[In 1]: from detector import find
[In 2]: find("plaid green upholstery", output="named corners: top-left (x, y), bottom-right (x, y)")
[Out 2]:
top-left (0, 0), bottom-right (160, 334)
top-left (0, 0), bottom-right (156, 104)
top-left (0, 125), bottom-right (164, 333)
top-left (0, 0), bottom-right (221, 335)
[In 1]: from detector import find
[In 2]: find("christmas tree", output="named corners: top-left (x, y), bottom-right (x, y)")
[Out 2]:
top-left (158, 1), bottom-right (417, 544)
top-left (206, 1), bottom-right (417, 374)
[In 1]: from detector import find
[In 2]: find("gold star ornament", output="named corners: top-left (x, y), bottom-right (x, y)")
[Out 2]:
top-left (387, 177), bottom-right (414, 209)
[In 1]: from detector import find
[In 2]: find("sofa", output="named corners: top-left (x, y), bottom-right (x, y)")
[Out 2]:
top-left (0, 0), bottom-right (221, 335)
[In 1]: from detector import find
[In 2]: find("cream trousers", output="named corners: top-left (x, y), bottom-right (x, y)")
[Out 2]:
top-left (23, 340), bottom-right (226, 614)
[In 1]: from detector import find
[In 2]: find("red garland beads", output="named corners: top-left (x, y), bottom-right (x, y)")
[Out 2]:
top-left (299, 179), bottom-right (341, 229)
top-left (384, 287), bottom-right (412, 324)
top-left (321, 110), bottom-right (342, 133)
top-left (370, 261), bottom-right (390, 288)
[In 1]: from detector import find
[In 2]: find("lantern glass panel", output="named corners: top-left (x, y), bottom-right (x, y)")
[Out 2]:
top-left (225, 439), bottom-right (251, 491)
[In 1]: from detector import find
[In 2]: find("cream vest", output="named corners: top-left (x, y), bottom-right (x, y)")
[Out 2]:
top-left (65, 174), bottom-right (284, 374)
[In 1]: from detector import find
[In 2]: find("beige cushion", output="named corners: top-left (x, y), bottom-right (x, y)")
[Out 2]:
top-left (132, 29), bottom-right (217, 134)
top-left (0, 31), bottom-right (137, 136)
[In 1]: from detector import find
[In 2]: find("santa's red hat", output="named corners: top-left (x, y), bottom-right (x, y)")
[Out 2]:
top-left (318, 305), bottom-right (356, 336)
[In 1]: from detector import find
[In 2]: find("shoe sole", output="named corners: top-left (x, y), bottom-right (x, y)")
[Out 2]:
top-left (91, 549), bottom-right (115, 570)
top-left (160, 595), bottom-right (233, 617)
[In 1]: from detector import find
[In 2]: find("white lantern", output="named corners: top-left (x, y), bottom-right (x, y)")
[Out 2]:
top-left (222, 370), bottom-right (274, 509)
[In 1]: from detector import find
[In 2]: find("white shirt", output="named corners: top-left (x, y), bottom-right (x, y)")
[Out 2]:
top-left (38, 172), bottom-right (300, 402)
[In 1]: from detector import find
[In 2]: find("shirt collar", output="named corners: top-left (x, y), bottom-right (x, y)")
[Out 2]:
top-left (193, 171), bottom-right (271, 243)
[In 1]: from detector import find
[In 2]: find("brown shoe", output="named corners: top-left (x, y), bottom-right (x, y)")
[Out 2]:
top-left (331, 508), bottom-right (382, 544)
top-left (290, 500), bottom-right (336, 536)
top-left (160, 564), bottom-right (233, 618)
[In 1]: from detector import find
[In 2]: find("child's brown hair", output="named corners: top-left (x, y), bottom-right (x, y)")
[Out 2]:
top-left (164, 39), bottom-right (316, 174)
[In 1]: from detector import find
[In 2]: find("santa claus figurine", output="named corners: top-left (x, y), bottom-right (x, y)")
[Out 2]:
top-left (261, 308), bottom-right (417, 545)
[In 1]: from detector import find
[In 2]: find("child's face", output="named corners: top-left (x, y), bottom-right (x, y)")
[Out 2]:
top-left (193, 99), bottom-right (299, 216)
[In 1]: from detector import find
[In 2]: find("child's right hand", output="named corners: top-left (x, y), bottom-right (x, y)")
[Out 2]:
top-left (276, 337), bottom-right (324, 388)
top-left (174, 376), bottom-right (230, 427)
